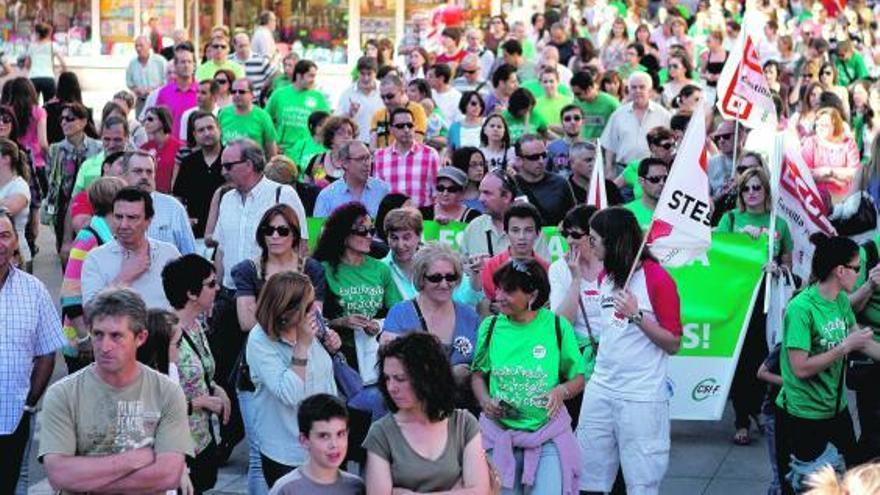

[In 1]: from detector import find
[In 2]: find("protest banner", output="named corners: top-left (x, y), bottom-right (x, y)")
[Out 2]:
top-left (421, 220), bottom-right (468, 250)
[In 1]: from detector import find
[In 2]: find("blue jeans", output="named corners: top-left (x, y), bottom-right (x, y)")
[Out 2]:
top-left (238, 389), bottom-right (269, 495)
top-left (763, 410), bottom-right (781, 495)
top-left (489, 442), bottom-right (562, 495)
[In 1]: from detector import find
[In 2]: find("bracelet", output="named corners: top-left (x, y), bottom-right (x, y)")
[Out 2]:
top-left (23, 404), bottom-right (38, 413)
top-left (76, 334), bottom-right (91, 344)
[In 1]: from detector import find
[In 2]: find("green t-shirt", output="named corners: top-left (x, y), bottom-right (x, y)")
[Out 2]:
top-left (622, 160), bottom-right (643, 200)
top-left (834, 52), bottom-right (869, 87)
top-left (471, 308), bottom-right (585, 432)
top-left (322, 257), bottom-right (402, 319)
top-left (502, 110), bottom-right (548, 142)
top-left (520, 79), bottom-right (573, 99)
top-left (623, 199), bottom-right (654, 229)
top-left (218, 106), bottom-right (278, 150)
top-left (290, 138), bottom-right (328, 172)
top-left (72, 151), bottom-right (105, 195)
top-left (618, 63), bottom-right (648, 82)
top-left (266, 86), bottom-right (330, 160)
top-left (195, 59), bottom-right (245, 81)
top-left (776, 285), bottom-right (855, 419)
top-left (715, 210), bottom-right (794, 257)
top-left (533, 94), bottom-right (574, 127)
top-left (577, 91), bottom-right (620, 140)
top-left (855, 235), bottom-right (880, 327)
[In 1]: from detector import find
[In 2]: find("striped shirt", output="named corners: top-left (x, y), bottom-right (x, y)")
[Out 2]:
top-left (233, 53), bottom-right (276, 100)
top-left (0, 267), bottom-right (65, 433)
top-left (373, 142), bottom-right (440, 208)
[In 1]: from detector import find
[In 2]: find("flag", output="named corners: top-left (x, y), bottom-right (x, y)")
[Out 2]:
top-left (716, 11), bottom-right (778, 129)
top-left (646, 103), bottom-right (711, 266)
top-left (777, 139), bottom-right (836, 280)
top-left (587, 144), bottom-right (607, 209)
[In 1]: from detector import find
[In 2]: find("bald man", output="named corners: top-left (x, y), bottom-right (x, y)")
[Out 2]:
top-left (125, 35), bottom-right (167, 115)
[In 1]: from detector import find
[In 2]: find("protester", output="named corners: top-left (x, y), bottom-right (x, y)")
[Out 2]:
top-left (479, 113), bottom-right (516, 170)
top-left (568, 140), bottom-right (623, 206)
top-left (480, 202), bottom-right (549, 304)
top-left (126, 36), bottom-right (167, 115)
top-left (247, 271), bottom-right (337, 487)
top-left (232, 32), bottom-right (275, 102)
top-left (173, 111), bottom-right (226, 243)
top-left (547, 104), bottom-right (585, 174)
top-left (313, 140), bottom-right (390, 218)
top-left (513, 134), bottom-right (576, 227)
top-left (578, 206), bottom-right (682, 495)
top-left (373, 107), bottom-right (441, 208)
top-left (266, 60), bottom-right (331, 161)
top-left (447, 91), bottom-right (486, 151)
top-left (421, 166), bottom-right (481, 223)
top-left (471, 258), bottom-right (585, 494)
top-left (44, 72), bottom-right (97, 146)
top-left (305, 116), bottom-right (358, 188)
top-left (449, 146), bottom-right (487, 212)
top-left (152, 42), bottom-right (198, 138)
top-left (801, 107), bottom-right (861, 204)
top-left (460, 168), bottom-right (515, 259)
top-left (366, 332), bottom-right (490, 493)
top-left (219, 78), bottom-right (278, 156)
top-left (623, 157), bottom-right (670, 229)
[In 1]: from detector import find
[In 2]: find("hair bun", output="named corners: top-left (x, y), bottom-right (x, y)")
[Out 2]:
top-left (809, 232), bottom-right (831, 248)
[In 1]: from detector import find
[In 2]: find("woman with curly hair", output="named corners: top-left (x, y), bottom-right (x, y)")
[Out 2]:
top-left (364, 332), bottom-right (490, 494)
top-left (304, 116), bottom-right (358, 188)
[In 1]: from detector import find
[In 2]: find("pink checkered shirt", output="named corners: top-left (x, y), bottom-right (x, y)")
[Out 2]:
top-left (373, 142), bottom-right (440, 207)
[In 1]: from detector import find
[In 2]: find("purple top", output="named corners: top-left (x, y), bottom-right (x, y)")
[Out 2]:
top-left (155, 81), bottom-right (198, 139)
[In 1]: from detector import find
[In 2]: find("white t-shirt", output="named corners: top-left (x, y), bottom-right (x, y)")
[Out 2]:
top-left (548, 258), bottom-right (601, 347)
top-left (590, 261), bottom-right (682, 401)
top-left (433, 87), bottom-right (463, 125)
top-left (0, 176), bottom-right (31, 260)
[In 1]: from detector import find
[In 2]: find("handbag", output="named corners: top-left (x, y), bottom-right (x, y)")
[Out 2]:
top-left (830, 192), bottom-right (877, 236)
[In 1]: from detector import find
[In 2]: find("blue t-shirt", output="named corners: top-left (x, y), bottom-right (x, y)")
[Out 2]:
top-left (383, 299), bottom-right (479, 366)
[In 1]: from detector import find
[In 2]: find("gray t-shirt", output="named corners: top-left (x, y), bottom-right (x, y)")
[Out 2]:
top-left (269, 468), bottom-right (365, 495)
top-left (362, 409), bottom-right (479, 492)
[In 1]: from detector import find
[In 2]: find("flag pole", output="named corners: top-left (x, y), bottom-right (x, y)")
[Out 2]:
top-left (623, 233), bottom-right (648, 291)
top-left (763, 132), bottom-right (784, 312)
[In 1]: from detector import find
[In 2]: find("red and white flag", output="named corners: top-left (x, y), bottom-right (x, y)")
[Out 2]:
top-left (777, 138), bottom-right (836, 280)
top-left (716, 11), bottom-right (778, 130)
top-left (586, 144), bottom-right (607, 209)
top-left (646, 103), bottom-right (711, 266)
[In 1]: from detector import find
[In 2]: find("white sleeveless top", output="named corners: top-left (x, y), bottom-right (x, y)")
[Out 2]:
top-left (28, 41), bottom-right (54, 79)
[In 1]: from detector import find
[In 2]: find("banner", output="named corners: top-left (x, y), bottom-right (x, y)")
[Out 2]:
top-left (422, 220), bottom-right (468, 250)
top-left (648, 103), bottom-right (712, 266)
top-left (666, 233), bottom-right (768, 420)
top-left (716, 11), bottom-right (778, 129)
top-left (587, 144), bottom-right (608, 209)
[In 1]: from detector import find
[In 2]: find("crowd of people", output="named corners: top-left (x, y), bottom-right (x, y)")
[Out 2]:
top-left (9, 1), bottom-right (880, 494)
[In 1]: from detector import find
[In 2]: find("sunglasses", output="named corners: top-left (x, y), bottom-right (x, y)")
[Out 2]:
top-left (742, 184), bottom-right (763, 193)
top-left (425, 272), bottom-right (459, 283)
top-left (644, 175), bottom-right (668, 184)
top-left (562, 229), bottom-right (588, 240)
top-left (215, 79), bottom-right (229, 85)
top-left (563, 115), bottom-right (582, 122)
top-left (652, 141), bottom-right (675, 150)
top-left (350, 226), bottom-right (376, 237)
top-left (393, 122), bottom-right (414, 129)
top-left (521, 152), bottom-right (547, 161)
top-left (0, 115), bottom-right (12, 124)
top-left (231, 89), bottom-right (250, 95)
top-left (203, 279), bottom-right (218, 289)
top-left (381, 92), bottom-right (397, 100)
top-left (714, 133), bottom-right (734, 141)
top-left (212, 44), bottom-right (228, 49)
top-left (259, 225), bottom-right (293, 237)
top-left (843, 263), bottom-right (860, 272)
top-left (436, 184), bottom-right (463, 193)
top-left (221, 158), bottom-right (248, 170)
top-left (463, 68), bottom-right (479, 74)
top-left (145, 116), bottom-right (157, 122)
top-left (61, 115), bottom-right (80, 123)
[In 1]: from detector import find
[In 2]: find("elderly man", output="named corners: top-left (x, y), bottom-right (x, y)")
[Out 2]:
top-left (464, 27), bottom-right (495, 80)
top-left (0, 211), bottom-right (64, 492)
top-left (196, 34), bottom-right (245, 81)
top-left (125, 36), bottom-right (166, 115)
top-left (337, 56), bottom-right (384, 143)
top-left (232, 32), bottom-right (275, 101)
top-left (601, 72), bottom-right (671, 185)
top-left (452, 54), bottom-right (488, 94)
top-left (81, 186), bottom-right (181, 308)
top-left (39, 288), bottom-right (192, 494)
top-left (314, 140), bottom-right (390, 218)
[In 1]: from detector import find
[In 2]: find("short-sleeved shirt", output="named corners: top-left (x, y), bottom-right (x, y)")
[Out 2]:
top-left (600, 101), bottom-right (672, 165)
top-left (373, 143), bottom-right (441, 208)
top-left (38, 364), bottom-right (194, 463)
top-left (383, 300), bottom-right (479, 365)
top-left (514, 172), bottom-right (576, 227)
top-left (623, 199), bottom-right (655, 230)
top-left (269, 468), bottom-right (365, 495)
top-left (0, 176), bottom-right (31, 259)
top-left (533, 94), bottom-right (574, 127)
top-left (716, 210), bottom-right (794, 258)
top-left (266, 86), bottom-right (331, 159)
top-left (141, 136), bottom-right (183, 194)
top-left (548, 258), bottom-right (602, 349)
top-left (481, 251), bottom-right (550, 301)
top-left (195, 59), bottom-right (246, 81)
top-left (154, 82), bottom-right (199, 139)
top-left (322, 257), bottom-right (402, 319)
top-left (577, 91), bottom-right (620, 140)
top-left (363, 409), bottom-right (479, 492)
top-left (776, 285), bottom-right (855, 420)
top-left (502, 110), bottom-right (548, 142)
top-left (471, 309), bottom-right (585, 431)
top-left (370, 102), bottom-right (428, 148)
top-left (231, 257), bottom-right (327, 303)
top-left (81, 239), bottom-right (181, 309)
top-left (218, 105), bottom-right (277, 150)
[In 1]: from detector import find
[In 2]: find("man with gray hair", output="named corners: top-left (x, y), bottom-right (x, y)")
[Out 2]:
top-left (126, 35), bottom-right (167, 115)
top-left (513, 133), bottom-right (575, 226)
top-left (452, 53), bottom-right (488, 94)
top-left (463, 27), bottom-right (495, 80)
top-left (314, 140), bottom-right (390, 218)
top-left (39, 287), bottom-right (193, 494)
top-left (600, 71), bottom-right (671, 190)
top-left (567, 140), bottom-right (623, 205)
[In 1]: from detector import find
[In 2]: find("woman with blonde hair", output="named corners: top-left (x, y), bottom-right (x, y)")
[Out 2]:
top-left (805, 462), bottom-right (880, 495)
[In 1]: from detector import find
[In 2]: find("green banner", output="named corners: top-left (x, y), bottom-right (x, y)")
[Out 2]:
top-left (421, 220), bottom-right (468, 250)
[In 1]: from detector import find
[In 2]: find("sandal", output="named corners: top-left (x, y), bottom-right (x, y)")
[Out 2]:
top-left (733, 427), bottom-right (751, 445)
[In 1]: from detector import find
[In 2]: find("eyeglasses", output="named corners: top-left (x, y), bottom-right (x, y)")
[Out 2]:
top-left (424, 272), bottom-right (460, 283)
top-left (0, 115), bottom-right (12, 124)
top-left (742, 184), bottom-right (763, 193)
top-left (381, 92), bottom-right (397, 100)
top-left (392, 122), bottom-right (414, 129)
top-left (259, 225), bottom-right (293, 237)
top-left (212, 44), bottom-right (228, 49)
top-left (350, 226), bottom-right (376, 237)
top-left (203, 279), bottom-right (218, 289)
top-left (221, 158), bottom-right (248, 170)
top-left (562, 229), bottom-right (587, 240)
top-left (520, 152), bottom-right (547, 161)
top-left (436, 184), bottom-right (463, 193)
top-left (215, 79), bottom-right (229, 85)
top-left (563, 115), bottom-right (582, 122)
top-left (669, 64), bottom-right (681, 69)
top-left (231, 89), bottom-right (250, 95)
top-left (61, 115), bottom-right (80, 123)
top-left (652, 141), bottom-right (675, 150)
top-left (644, 175), bottom-right (668, 184)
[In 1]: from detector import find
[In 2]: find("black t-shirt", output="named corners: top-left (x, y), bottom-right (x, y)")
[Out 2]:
top-left (568, 176), bottom-right (624, 207)
top-left (172, 148), bottom-right (225, 238)
top-left (515, 173), bottom-right (575, 227)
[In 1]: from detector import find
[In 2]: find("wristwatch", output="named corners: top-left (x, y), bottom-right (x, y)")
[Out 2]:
top-left (23, 404), bottom-right (37, 413)
top-left (291, 356), bottom-right (309, 367)
top-left (630, 310), bottom-right (644, 325)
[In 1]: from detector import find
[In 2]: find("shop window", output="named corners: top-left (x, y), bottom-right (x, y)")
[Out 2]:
top-left (1, 0), bottom-right (95, 56)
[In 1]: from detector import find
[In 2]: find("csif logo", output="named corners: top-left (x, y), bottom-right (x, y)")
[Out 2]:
top-left (691, 378), bottom-right (721, 402)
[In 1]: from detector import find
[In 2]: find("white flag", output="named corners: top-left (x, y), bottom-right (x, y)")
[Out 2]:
top-left (777, 139), bottom-right (836, 280)
top-left (646, 103), bottom-right (711, 266)
top-left (587, 144), bottom-right (607, 209)
top-left (716, 11), bottom-right (778, 129)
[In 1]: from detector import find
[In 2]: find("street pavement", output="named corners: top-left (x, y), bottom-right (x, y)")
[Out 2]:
top-left (22, 224), bottom-right (781, 494)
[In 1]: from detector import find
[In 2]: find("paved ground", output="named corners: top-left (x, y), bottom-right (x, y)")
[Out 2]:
top-left (21, 224), bottom-right (783, 494)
